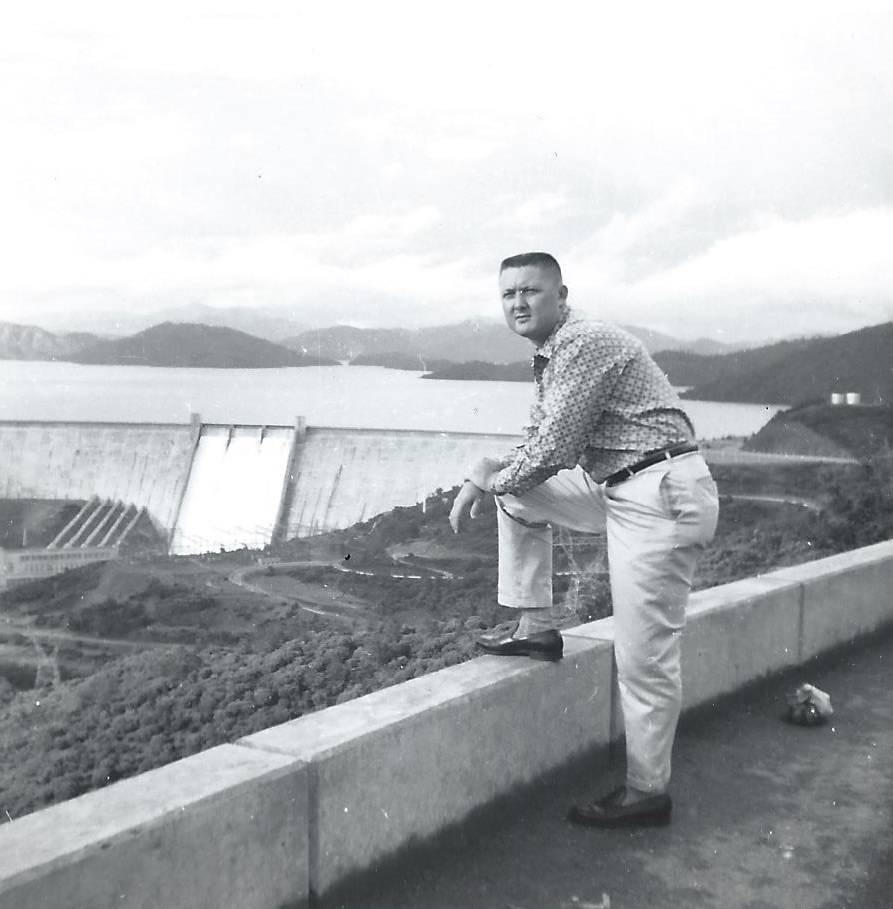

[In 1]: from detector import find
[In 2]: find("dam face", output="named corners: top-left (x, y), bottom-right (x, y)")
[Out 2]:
top-left (1, 419), bottom-right (519, 555)
top-left (283, 427), bottom-right (517, 538)
top-left (0, 421), bottom-right (195, 535)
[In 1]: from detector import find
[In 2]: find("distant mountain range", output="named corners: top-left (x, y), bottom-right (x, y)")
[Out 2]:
top-left (281, 320), bottom-right (734, 363)
top-left (283, 322), bottom-right (531, 363)
top-left (0, 322), bottom-right (104, 361)
top-left (68, 323), bottom-right (337, 368)
top-left (29, 303), bottom-right (308, 343)
top-left (2, 315), bottom-right (888, 407)
top-left (0, 313), bottom-right (741, 366)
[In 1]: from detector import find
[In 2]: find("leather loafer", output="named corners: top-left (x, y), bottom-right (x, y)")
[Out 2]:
top-left (568, 786), bottom-right (672, 828)
top-left (476, 628), bottom-right (563, 661)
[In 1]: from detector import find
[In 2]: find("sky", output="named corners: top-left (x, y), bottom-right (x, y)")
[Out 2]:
top-left (2, 1), bottom-right (892, 342)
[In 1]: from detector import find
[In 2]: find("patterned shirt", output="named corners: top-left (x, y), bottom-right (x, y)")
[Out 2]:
top-left (490, 311), bottom-right (695, 495)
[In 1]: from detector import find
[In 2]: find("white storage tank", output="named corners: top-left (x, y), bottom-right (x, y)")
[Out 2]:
top-left (845, 392), bottom-right (862, 405)
top-left (830, 392), bottom-right (845, 405)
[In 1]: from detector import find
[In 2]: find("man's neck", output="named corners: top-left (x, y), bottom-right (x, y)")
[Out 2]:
top-left (532, 308), bottom-right (571, 350)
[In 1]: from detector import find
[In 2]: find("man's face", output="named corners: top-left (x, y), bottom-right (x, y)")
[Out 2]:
top-left (499, 264), bottom-right (567, 346)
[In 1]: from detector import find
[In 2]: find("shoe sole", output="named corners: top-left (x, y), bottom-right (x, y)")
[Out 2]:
top-left (528, 649), bottom-right (563, 662)
top-left (478, 646), bottom-right (563, 662)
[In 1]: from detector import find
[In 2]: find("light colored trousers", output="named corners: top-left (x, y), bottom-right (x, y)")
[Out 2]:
top-left (496, 453), bottom-right (719, 791)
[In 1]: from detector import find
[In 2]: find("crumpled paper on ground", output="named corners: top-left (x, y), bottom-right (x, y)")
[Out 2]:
top-left (786, 683), bottom-right (833, 726)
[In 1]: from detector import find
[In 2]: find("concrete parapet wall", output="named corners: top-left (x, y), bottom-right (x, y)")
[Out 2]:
top-left (2, 540), bottom-right (893, 906)
top-left (681, 575), bottom-right (804, 708)
top-left (240, 635), bottom-right (613, 895)
top-left (768, 540), bottom-right (893, 660)
top-left (0, 745), bottom-right (309, 909)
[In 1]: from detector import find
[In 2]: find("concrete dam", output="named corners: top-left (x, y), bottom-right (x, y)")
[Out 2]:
top-left (0, 418), bottom-right (520, 555)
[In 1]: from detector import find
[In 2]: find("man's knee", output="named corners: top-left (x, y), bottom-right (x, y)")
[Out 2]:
top-left (496, 495), bottom-right (551, 529)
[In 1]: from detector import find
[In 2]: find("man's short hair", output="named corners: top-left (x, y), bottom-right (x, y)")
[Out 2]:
top-left (499, 252), bottom-right (563, 282)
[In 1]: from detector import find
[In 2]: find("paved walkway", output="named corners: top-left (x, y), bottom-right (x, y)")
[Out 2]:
top-left (320, 627), bottom-right (893, 909)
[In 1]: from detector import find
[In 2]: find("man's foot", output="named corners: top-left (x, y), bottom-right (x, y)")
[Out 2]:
top-left (567, 786), bottom-right (672, 828)
top-left (476, 625), bottom-right (563, 661)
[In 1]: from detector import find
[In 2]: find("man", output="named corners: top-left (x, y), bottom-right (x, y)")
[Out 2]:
top-left (449, 252), bottom-right (719, 828)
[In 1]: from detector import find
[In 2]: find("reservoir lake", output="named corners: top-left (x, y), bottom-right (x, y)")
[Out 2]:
top-left (0, 360), bottom-right (782, 439)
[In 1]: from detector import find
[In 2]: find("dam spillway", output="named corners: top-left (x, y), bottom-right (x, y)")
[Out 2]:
top-left (0, 418), bottom-right (521, 555)
top-left (169, 425), bottom-right (296, 555)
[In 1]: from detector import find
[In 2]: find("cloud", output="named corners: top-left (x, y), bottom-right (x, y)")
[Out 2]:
top-left (342, 206), bottom-right (443, 240)
top-left (630, 208), bottom-right (893, 300)
top-left (1, 2), bottom-right (892, 343)
top-left (426, 137), bottom-right (503, 162)
top-left (571, 207), bottom-right (893, 339)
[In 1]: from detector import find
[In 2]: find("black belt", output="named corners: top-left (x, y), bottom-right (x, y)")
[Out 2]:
top-left (604, 442), bottom-right (699, 487)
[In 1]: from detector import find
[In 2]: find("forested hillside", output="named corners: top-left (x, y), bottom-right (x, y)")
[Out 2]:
top-left (679, 321), bottom-right (893, 405)
top-left (653, 336), bottom-right (816, 388)
top-left (421, 360), bottom-right (530, 381)
top-left (349, 351), bottom-right (454, 371)
top-left (746, 403), bottom-right (893, 459)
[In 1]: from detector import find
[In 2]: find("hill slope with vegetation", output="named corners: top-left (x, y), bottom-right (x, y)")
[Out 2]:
top-left (653, 336), bottom-right (817, 388)
top-left (746, 403), bottom-right (893, 459)
top-left (421, 360), bottom-right (531, 381)
top-left (680, 321), bottom-right (893, 405)
top-left (348, 351), bottom-right (454, 371)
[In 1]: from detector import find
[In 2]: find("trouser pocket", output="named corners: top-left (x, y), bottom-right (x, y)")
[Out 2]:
top-left (659, 459), bottom-right (719, 546)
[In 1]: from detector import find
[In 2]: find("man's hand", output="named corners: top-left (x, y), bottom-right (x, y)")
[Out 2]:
top-left (449, 481), bottom-right (486, 534)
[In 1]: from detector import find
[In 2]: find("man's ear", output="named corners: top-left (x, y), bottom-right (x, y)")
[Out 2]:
top-left (559, 284), bottom-right (568, 301)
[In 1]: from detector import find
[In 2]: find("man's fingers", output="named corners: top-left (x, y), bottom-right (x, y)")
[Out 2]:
top-left (449, 495), bottom-right (466, 533)
top-left (449, 482), bottom-right (484, 534)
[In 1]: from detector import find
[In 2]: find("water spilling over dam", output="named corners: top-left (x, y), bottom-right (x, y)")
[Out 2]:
top-left (0, 418), bottom-right (520, 555)
top-left (169, 425), bottom-right (296, 555)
